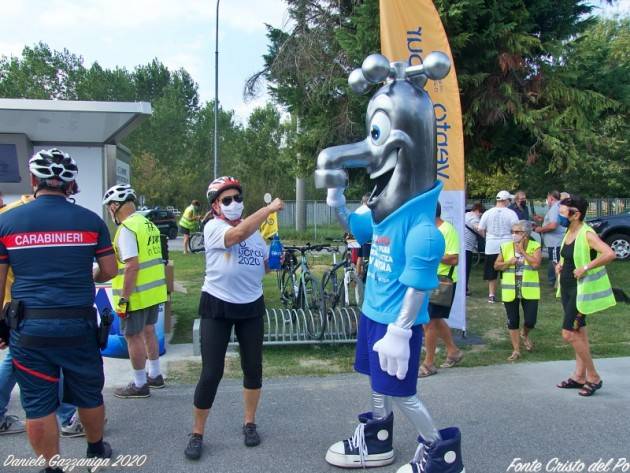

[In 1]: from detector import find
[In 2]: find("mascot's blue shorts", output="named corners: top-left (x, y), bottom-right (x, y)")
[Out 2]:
top-left (354, 313), bottom-right (423, 397)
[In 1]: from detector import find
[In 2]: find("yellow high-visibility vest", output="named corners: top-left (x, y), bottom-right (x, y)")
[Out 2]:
top-left (179, 205), bottom-right (198, 230)
top-left (500, 240), bottom-right (541, 302)
top-left (112, 213), bottom-right (167, 311)
top-left (0, 196), bottom-right (34, 303)
top-left (558, 223), bottom-right (615, 314)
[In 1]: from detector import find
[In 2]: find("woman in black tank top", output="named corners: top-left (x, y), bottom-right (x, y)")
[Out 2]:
top-left (555, 195), bottom-right (616, 397)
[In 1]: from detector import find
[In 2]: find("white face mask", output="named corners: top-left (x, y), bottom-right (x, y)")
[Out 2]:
top-left (221, 201), bottom-right (244, 221)
top-left (512, 234), bottom-right (523, 243)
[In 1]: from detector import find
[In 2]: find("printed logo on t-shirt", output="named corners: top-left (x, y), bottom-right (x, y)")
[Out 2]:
top-left (0, 231), bottom-right (98, 249)
top-left (238, 241), bottom-right (264, 266)
top-left (370, 233), bottom-right (393, 282)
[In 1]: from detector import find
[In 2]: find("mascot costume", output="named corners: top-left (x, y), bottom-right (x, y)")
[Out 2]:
top-left (315, 52), bottom-right (464, 473)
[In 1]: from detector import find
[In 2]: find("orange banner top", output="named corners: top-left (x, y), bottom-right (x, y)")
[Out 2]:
top-left (380, 0), bottom-right (464, 191)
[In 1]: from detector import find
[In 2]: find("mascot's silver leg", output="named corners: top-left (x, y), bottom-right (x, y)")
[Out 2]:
top-left (390, 395), bottom-right (440, 443)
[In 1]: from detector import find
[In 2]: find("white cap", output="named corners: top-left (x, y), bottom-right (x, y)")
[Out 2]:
top-left (496, 190), bottom-right (514, 201)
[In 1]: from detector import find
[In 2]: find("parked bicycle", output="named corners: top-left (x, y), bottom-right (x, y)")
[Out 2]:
top-left (188, 214), bottom-right (214, 253)
top-left (276, 243), bottom-right (329, 339)
top-left (321, 239), bottom-right (364, 311)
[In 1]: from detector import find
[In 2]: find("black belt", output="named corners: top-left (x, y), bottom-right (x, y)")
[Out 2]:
top-left (23, 306), bottom-right (96, 320)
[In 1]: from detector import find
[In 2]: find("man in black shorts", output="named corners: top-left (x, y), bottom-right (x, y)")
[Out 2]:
top-left (478, 191), bottom-right (519, 302)
top-left (0, 149), bottom-right (117, 472)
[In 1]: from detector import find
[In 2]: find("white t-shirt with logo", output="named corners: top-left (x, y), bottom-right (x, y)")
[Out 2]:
top-left (478, 207), bottom-right (519, 255)
top-left (201, 218), bottom-right (269, 304)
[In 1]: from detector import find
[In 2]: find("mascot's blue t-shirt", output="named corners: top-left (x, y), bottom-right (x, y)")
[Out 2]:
top-left (348, 181), bottom-right (444, 326)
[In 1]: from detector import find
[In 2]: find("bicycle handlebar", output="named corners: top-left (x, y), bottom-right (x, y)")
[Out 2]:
top-left (283, 244), bottom-right (337, 254)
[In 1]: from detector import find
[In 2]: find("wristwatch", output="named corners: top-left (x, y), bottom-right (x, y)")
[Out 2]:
top-left (583, 265), bottom-right (589, 272)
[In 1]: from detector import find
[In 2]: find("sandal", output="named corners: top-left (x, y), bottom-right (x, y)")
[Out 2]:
top-left (556, 378), bottom-right (584, 389)
top-left (440, 351), bottom-right (464, 369)
top-left (507, 351), bottom-right (521, 361)
top-left (578, 380), bottom-right (603, 397)
top-left (523, 338), bottom-right (534, 352)
top-left (419, 364), bottom-right (438, 378)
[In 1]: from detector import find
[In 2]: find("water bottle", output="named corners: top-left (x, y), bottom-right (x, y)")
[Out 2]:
top-left (268, 234), bottom-right (283, 270)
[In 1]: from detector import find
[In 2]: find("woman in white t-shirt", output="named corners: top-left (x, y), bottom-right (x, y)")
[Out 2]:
top-left (184, 176), bottom-right (284, 461)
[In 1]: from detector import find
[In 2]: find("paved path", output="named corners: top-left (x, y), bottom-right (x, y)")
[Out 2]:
top-left (2, 356), bottom-right (629, 473)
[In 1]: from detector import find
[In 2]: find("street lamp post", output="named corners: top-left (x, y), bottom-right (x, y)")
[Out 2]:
top-left (213, 0), bottom-right (220, 179)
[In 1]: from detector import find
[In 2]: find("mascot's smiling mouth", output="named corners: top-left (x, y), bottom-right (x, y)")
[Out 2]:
top-left (369, 148), bottom-right (398, 200)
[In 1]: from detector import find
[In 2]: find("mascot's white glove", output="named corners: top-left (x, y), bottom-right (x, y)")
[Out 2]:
top-left (373, 324), bottom-right (413, 380)
top-left (326, 188), bottom-right (346, 208)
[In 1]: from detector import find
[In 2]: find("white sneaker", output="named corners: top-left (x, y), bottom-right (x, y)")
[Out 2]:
top-left (60, 414), bottom-right (85, 438)
top-left (0, 415), bottom-right (26, 435)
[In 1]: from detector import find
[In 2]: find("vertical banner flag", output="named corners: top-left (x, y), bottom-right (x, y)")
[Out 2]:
top-left (380, 0), bottom-right (467, 330)
top-left (260, 212), bottom-right (279, 240)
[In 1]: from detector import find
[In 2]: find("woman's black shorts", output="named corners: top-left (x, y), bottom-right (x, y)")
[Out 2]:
top-left (561, 283), bottom-right (586, 331)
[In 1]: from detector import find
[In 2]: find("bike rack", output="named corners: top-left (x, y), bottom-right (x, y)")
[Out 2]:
top-left (192, 307), bottom-right (360, 354)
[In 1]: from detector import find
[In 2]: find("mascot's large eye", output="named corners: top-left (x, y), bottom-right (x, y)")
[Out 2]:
top-left (369, 111), bottom-right (391, 146)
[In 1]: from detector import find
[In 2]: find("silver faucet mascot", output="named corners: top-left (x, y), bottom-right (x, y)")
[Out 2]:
top-left (315, 52), bottom-right (465, 473)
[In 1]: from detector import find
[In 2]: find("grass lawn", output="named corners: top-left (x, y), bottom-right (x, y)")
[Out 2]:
top-left (167, 251), bottom-right (630, 383)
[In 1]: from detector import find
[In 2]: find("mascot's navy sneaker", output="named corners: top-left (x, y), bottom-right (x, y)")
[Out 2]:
top-left (325, 412), bottom-right (395, 468)
top-left (397, 427), bottom-right (464, 473)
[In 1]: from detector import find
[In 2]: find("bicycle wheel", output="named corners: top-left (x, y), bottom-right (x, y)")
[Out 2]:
top-left (188, 232), bottom-right (205, 253)
top-left (299, 273), bottom-right (327, 340)
top-left (278, 267), bottom-right (296, 308)
top-left (472, 251), bottom-right (481, 266)
top-left (321, 269), bottom-right (343, 311)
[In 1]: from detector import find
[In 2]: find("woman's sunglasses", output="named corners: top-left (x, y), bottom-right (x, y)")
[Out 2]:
top-left (220, 194), bottom-right (243, 206)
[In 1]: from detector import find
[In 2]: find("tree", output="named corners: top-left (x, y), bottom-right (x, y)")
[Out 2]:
top-left (245, 0), bottom-right (380, 198)
top-left (252, 0), bottom-right (628, 198)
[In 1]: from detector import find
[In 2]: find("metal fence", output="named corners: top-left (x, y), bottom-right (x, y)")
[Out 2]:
top-left (470, 198), bottom-right (630, 218)
top-left (277, 198), bottom-right (630, 227)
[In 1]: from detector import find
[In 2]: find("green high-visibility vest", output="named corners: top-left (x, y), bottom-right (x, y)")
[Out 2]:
top-left (500, 240), bottom-right (541, 302)
top-left (179, 205), bottom-right (198, 230)
top-left (558, 223), bottom-right (616, 314)
top-left (112, 213), bottom-right (167, 311)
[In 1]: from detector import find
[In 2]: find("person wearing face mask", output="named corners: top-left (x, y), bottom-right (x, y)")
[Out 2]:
top-left (179, 200), bottom-right (202, 255)
top-left (508, 191), bottom-right (530, 221)
top-left (102, 184), bottom-right (168, 399)
top-left (478, 190), bottom-right (519, 303)
top-left (185, 176), bottom-right (284, 461)
top-left (494, 221), bottom-right (542, 361)
top-left (534, 190), bottom-right (566, 286)
top-left (555, 195), bottom-right (616, 397)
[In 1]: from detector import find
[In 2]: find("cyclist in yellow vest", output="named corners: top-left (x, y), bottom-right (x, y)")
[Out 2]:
top-left (555, 195), bottom-right (615, 397)
top-left (102, 184), bottom-right (168, 399)
top-left (179, 200), bottom-right (202, 255)
top-left (494, 220), bottom-right (542, 361)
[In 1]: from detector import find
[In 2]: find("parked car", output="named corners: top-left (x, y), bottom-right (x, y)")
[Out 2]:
top-left (587, 212), bottom-right (630, 261)
top-left (139, 208), bottom-right (179, 240)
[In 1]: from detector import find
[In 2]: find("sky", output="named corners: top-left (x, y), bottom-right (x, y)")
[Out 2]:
top-left (1, 1), bottom-right (628, 124)
top-left (1, 0), bottom-right (290, 123)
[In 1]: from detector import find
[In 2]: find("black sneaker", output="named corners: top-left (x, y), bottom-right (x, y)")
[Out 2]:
top-left (185, 433), bottom-right (203, 460)
top-left (113, 382), bottom-right (150, 399)
top-left (243, 423), bottom-right (261, 447)
top-left (147, 374), bottom-right (166, 389)
top-left (86, 440), bottom-right (113, 459)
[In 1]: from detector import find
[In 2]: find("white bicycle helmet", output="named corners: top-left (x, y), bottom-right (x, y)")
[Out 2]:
top-left (102, 184), bottom-right (137, 205)
top-left (29, 148), bottom-right (78, 182)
